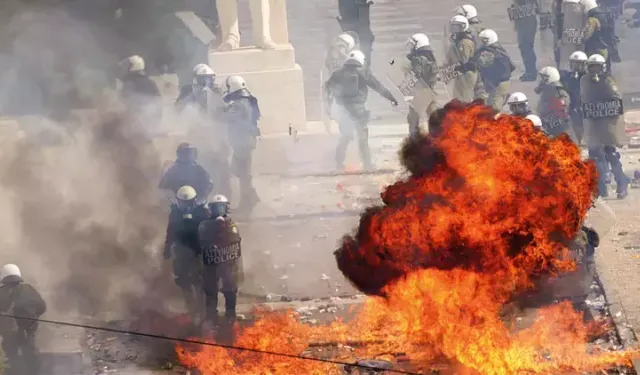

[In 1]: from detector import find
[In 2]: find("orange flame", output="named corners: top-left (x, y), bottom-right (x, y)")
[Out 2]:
top-left (177, 102), bottom-right (637, 374)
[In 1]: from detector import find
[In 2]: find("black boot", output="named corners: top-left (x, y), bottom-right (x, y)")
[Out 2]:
top-left (223, 292), bottom-right (237, 319)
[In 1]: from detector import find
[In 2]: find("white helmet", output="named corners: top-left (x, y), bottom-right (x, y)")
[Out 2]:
top-left (193, 63), bottom-right (215, 76)
top-left (450, 15), bottom-right (470, 32)
top-left (455, 4), bottom-right (478, 20)
top-left (345, 50), bottom-right (366, 67)
top-left (121, 55), bottom-right (145, 73)
top-left (478, 29), bottom-right (498, 45)
top-left (569, 51), bottom-right (588, 62)
top-left (525, 114), bottom-right (543, 127)
top-left (563, 0), bottom-right (580, 3)
top-left (587, 53), bottom-right (606, 64)
top-left (226, 75), bottom-right (247, 93)
top-left (507, 92), bottom-right (528, 104)
top-left (0, 264), bottom-right (21, 283)
top-left (212, 194), bottom-right (229, 204)
top-left (580, 0), bottom-right (598, 12)
top-left (176, 185), bottom-right (197, 201)
top-left (538, 66), bottom-right (561, 84)
top-left (408, 33), bottom-right (430, 50)
top-left (337, 33), bottom-right (356, 51)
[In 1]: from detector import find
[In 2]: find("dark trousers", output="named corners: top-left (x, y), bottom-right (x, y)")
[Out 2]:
top-left (3, 323), bottom-right (40, 375)
top-left (202, 261), bottom-right (241, 322)
top-left (516, 17), bottom-right (538, 74)
top-left (588, 145), bottom-right (630, 196)
top-left (335, 104), bottom-right (372, 169)
top-left (172, 246), bottom-right (203, 317)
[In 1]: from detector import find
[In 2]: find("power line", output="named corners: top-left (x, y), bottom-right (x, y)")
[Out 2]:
top-left (0, 312), bottom-right (421, 375)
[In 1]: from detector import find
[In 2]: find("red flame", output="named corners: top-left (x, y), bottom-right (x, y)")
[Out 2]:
top-left (177, 102), bottom-right (637, 374)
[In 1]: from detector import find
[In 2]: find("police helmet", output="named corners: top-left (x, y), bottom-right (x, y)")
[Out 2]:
top-left (563, 0), bottom-right (580, 3)
top-left (193, 63), bottom-right (216, 77)
top-left (176, 186), bottom-right (197, 201)
top-left (121, 55), bottom-right (145, 73)
top-left (569, 51), bottom-right (588, 72)
top-left (586, 53), bottom-right (607, 74)
top-left (337, 33), bottom-right (356, 51)
top-left (0, 264), bottom-right (21, 283)
top-left (450, 15), bottom-right (470, 32)
top-left (525, 114), bottom-right (543, 127)
top-left (226, 75), bottom-right (247, 94)
top-left (345, 50), bottom-right (366, 67)
top-left (408, 33), bottom-right (430, 50)
top-left (507, 92), bottom-right (530, 115)
top-left (478, 29), bottom-right (498, 46)
top-left (580, 0), bottom-right (598, 12)
top-left (455, 4), bottom-right (478, 20)
top-left (209, 194), bottom-right (230, 218)
top-left (538, 66), bottom-right (561, 84)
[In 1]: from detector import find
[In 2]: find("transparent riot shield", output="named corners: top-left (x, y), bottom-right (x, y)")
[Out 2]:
top-left (558, 2), bottom-right (586, 71)
top-left (386, 55), bottom-right (418, 102)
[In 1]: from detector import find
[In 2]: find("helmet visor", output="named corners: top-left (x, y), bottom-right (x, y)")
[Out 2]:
top-left (510, 102), bottom-right (529, 115)
top-left (586, 63), bottom-right (604, 75)
top-left (569, 60), bottom-right (586, 73)
top-left (450, 23), bottom-right (465, 33)
top-left (194, 75), bottom-right (214, 89)
top-left (210, 202), bottom-right (229, 217)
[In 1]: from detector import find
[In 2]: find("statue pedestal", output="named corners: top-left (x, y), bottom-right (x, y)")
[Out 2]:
top-left (209, 44), bottom-right (307, 134)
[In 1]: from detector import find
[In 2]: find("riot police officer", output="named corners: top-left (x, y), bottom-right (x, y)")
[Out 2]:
top-left (580, 53), bottom-right (630, 198)
top-left (473, 29), bottom-right (516, 111)
top-left (175, 63), bottom-right (232, 200)
top-left (222, 75), bottom-right (261, 212)
top-left (163, 186), bottom-right (210, 320)
top-left (534, 66), bottom-right (577, 141)
top-left (0, 264), bottom-right (46, 375)
top-left (337, 0), bottom-right (375, 66)
top-left (455, 4), bottom-right (484, 39)
top-left (507, 92), bottom-right (533, 116)
top-left (512, 0), bottom-right (539, 81)
top-left (159, 143), bottom-right (213, 203)
top-left (405, 33), bottom-right (439, 136)
top-left (119, 55), bottom-right (162, 126)
top-left (580, 0), bottom-right (618, 68)
top-left (324, 50), bottom-right (398, 171)
top-left (198, 195), bottom-right (243, 324)
top-left (447, 15), bottom-right (487, 103)
top-left (562, 51), bottom-right (588, 143)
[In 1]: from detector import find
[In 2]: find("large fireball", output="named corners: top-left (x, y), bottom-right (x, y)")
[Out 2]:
top-left (178, 102), bottom-right (637, 375)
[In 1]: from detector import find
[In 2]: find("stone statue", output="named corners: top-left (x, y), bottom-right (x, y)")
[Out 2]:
top-left (216, 0), bottom-right (276, 50)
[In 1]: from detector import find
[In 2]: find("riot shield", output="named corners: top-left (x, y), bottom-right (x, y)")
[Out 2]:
top-left (386, 55), bottom-right (418, 102)
top-left (557, 2), bottom-right (585, 71)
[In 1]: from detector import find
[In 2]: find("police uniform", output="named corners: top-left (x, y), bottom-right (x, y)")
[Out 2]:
top-left (536, 82), bottom-right (577, 141)
top-left (0, 277), bottom-right (46, 375)
top-left (513, 0), bottom-right (539, 79)
top-left (325, 64), bottom-right (396, 170)
top-left (198, 216), bottom-right (243, 321)
top-left (562, 70), bottom-right (586, 143)
top-left (473, 42), bottom-right (516, 111)
top-left (163, 203), bottom-right (210, 316)
top-left (446, 31), bottom-right (487, 102)
top-left (337, 0), bottom-right (374, 66)
top-left (580, 74), bottom-right (630, 197)
top-left (159, 160), bottom-right (214, 200)
top-left (222, 89), bottom-right (261, 211)
top-left (175, 83), bottom-right (233, 199)
top-left (406, 46), bottom-right (439, 135)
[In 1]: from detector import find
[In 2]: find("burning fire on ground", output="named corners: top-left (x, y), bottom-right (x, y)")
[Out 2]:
top-left (177, 101), bottom-right (638, 374)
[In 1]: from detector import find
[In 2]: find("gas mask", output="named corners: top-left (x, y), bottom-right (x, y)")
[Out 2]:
top-left (177, 199), bottom-right (195, 216)
top-left (587, 64), bottom-right (604, 82)
top-left (510, 102), bottom-right (530, 116)
top-left (209, 202), bottom-right (229, 218)
top-left (569, 60), bottom-right (586, 77)
top-left (193, 75), bottom-right (214, 92)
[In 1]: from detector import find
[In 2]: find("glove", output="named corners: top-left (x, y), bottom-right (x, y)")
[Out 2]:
top-left (390, 99), bottom-right (399, 107)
